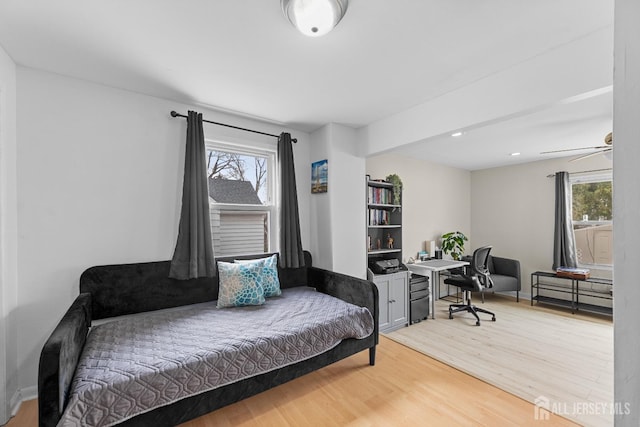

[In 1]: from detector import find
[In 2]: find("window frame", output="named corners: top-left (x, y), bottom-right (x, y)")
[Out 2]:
top-left (570, 171), bottom-right (613, 269)
top-left (205, 139), bottom-right (279, 256)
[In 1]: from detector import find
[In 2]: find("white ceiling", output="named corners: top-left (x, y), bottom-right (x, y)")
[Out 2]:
top-left (0, 0), bottom-right (614, 170)
top-left (394, 88), bottom-right (613, 170)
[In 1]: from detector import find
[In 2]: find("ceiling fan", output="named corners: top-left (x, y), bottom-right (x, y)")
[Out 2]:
top-left (541, 132), bottom-right (613, 162)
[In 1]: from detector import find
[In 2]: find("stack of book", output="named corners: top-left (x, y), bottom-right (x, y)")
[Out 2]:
top-left (368, 186), bottom-right (393, 204)
top-left (556, 267), bottom-right (590, 280)
top-left (368, 209), bottom-right (390, 225)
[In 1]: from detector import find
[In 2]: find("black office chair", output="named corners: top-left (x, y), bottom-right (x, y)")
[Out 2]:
top-left (444, 245), bottom-right (496, 326)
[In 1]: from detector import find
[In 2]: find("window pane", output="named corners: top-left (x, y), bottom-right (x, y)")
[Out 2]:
top-left (572, 181), bottom-right (612, 221)
top-left (206, 149), bottom-right (269, 205)
top-left (210, 210), bottom-right (269, 257)
top-left (573, 223), bottom-right (613, 265)
top-left (571, 179), bottom-right (613, 266)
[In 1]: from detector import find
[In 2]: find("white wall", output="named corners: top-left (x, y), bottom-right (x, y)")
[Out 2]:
top-left (614, 0), bottom-right (640, 423)
top-left (366, 154), bottom-right (471, 262)
top-left (309, 125), bottom-right (332, 271)
top-left (471, 155), bottom-right (613, 299)
top-left (326, 124), bottom-right (366, 278)
top-left (309, 123), bottom-right (366, 278)
top-left (0, 42), bottom-right (18, 423)
top-left (15, 67), bottom-right (311, 392)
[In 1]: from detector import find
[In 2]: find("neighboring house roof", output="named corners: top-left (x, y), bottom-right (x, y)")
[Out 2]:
top-left (208, 178), bottom-right (262, 204)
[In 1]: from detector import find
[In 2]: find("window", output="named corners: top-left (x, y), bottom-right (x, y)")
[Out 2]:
top-left (206, 141), bottom-right (277, 257)
top-left (571, 172), bottom-right (612, 267)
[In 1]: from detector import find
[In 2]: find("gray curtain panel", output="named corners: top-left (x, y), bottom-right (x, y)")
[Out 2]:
top-left (278, 132), bottom-right (305, 268)
top-left (169, 111), bottom-right (216, 279)
top-left (552, 171), bottom-right (578, 270)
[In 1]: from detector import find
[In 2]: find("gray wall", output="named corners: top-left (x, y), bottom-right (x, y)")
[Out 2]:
top-left (0, 41), bottom-right (18, 424)
top-left (614, 0), bottom-right (640, 423)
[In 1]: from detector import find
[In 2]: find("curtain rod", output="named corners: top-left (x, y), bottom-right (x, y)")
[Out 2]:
top-left (170, 111), bottom-right (297, 143)
top-left (546, 168), bottom-right (612, 178)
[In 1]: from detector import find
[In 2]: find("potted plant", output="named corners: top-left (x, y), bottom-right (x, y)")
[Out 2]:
top-left (441, 231), bottom-right (468, 260)
top-left (385, 174), bottom-right (403, 206)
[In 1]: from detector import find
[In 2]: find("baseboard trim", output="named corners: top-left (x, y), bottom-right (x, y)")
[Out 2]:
top-left (10, 385), bottom-right (37, 417)
top-left (9, 390), bottom-right (21, 417)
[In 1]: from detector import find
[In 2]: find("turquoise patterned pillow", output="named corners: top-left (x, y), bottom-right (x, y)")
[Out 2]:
top-left (235, 254), bottom-right (282, 298)
top-left (217, 261), bottom-right (265, 308)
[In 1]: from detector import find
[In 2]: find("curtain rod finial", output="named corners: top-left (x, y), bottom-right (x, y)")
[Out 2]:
top-left (170, 111), bottom-right (179, 117)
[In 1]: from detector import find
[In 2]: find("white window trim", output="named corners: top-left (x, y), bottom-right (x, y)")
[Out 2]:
top-left (206, 139), bottom-right (279, 254)
top-left (570, 170), bottom-right (612, 185)
top-left (570, 170), bottom-right (613, 270)
top-left (573, 220), bottom-right (612, 227)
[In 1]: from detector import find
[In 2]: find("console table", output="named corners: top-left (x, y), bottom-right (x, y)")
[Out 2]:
top-left (531, 271), bottom-right (613, 316)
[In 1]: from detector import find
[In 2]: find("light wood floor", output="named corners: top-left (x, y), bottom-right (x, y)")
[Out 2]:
top-left (388, 294), bottom-right (613, 427)
top-left (7, 335), bottom-right (577, 427)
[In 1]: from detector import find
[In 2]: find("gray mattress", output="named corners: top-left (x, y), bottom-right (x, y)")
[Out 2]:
top-left (58, 287), bottom-right (374, 427)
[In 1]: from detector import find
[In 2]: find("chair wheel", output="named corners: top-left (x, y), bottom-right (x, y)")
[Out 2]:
top-left (492, 316), bottom-right (496, 321)
top-left (475, 321), bottom-right (481, 326)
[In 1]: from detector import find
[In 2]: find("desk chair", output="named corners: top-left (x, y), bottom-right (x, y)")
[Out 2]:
top-left (444, 246), bottom-right (496, 326)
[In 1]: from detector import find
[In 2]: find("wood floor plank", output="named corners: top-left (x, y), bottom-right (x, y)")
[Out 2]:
top-left (387, 294), bottom-right (613, 427)
top-left (4, 399), bottom-right (37, 427)
top-left (180, 335), bottom-right (577, 426)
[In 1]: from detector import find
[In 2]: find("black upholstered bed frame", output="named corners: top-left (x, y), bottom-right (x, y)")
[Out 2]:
top-left (38, 251), bottom-right (379, 426)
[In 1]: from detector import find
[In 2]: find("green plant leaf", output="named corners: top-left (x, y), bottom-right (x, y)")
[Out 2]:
top-left (440, 231), bottom-right (467, 259)
top-left (385, 174), bottom-right (403, 206)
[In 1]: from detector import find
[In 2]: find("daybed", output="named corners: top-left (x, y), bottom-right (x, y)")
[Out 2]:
top-left (38, 251), bottom-right (378, 427)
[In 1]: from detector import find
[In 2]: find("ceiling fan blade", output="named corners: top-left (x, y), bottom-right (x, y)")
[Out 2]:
top-left (569, 148), bottom-right (612, 162)
top-left (541, 145), bottom-right (609, 155)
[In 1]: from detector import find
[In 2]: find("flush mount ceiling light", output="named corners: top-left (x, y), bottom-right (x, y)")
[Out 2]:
top-left (281, 0), bottom-right (349, 37)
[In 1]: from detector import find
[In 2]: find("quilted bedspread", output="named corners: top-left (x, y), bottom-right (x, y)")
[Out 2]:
top-left (58, 287), bottom-right (374, 427)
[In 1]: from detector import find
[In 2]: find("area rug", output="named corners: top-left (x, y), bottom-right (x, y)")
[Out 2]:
top-left (385, 296), bottom-right (613, 427)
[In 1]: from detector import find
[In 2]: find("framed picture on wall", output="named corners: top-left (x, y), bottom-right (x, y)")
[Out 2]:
top-left (311, 159), bottom-right (328, 193)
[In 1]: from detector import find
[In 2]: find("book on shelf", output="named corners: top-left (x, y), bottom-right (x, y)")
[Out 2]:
top-left (367, 186), bottom-right (393, 205)
top-left (368, 209), bottom-right (390, 225)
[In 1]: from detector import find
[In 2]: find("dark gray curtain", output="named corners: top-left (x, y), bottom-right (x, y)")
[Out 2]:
top-left (552, 171), bottom-right (578, 270)
top-left (169, 111), bottom-right (216, 279)
top-left (278, 132), bottom-right (305, 268)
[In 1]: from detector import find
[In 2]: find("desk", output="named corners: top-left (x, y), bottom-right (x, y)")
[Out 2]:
top-left (406, 259), bottom-right (469, 319)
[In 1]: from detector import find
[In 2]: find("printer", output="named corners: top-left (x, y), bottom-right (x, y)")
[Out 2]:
top-left (368, 258), bottom-right (402, 274)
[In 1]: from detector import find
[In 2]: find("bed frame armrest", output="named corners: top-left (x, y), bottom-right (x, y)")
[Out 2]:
top-left (38, 293), bottom-right (92, 427)
top-left (307, 267), bottom-right (379, 344)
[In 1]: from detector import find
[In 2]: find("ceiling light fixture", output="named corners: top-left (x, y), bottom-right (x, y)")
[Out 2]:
top-left (451, 131), bottom-right (463, 137)
top-left (510, 152), bottom-right (521, 156)
top-left (281, 0), bottom-right (349, 37)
